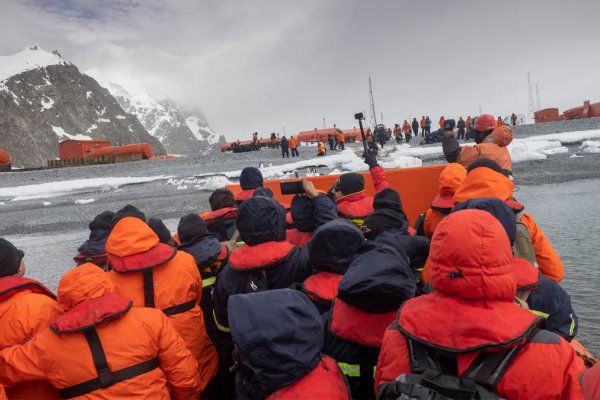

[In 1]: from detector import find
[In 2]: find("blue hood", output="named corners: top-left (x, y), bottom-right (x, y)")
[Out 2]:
top-left (338, 241), bottom-right (416, 313)
top-left (240, 167), bottom-right (264, 190)
top-left (229, 289), bottom-right (323, 399)
top-left (308, 219), bottom-right (364, 274)
top-left (452, 197), bottom-right (516, 244)
top-left (237, 197), bottom-right (287, 245)
top-left (77, 211), bottom-right (114, 255)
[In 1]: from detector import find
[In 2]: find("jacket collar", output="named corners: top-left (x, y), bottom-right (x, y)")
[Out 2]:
top-left (229, 241), bottom-right (295, 270)
top-left (330, 298), bottom-right (396, 348)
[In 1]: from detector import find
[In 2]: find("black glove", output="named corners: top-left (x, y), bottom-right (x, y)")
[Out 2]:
top-left (364, 150), bottom-right (379, 168)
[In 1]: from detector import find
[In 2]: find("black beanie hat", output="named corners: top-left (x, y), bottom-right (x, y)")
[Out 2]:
top-left (77, 211), bottom-right (115, 255)
top-left (373, 188), bottom-right (403, 211)
top-left (444, 119), bottom-right (456, 131)
top-left (148, 218), bottom-right (173, 244)
top-left (253, 187), bottom-right (274, 198)
top-left (335, 173), bottom-right (364, 196)
top-left (111, 205), bottom-right (146, 228)
top-left (240, 167), bottom-right (263, 190)
top-left (178, 214), bottom-right (208, 246)
top-left (0, 238), bottom-right (24, 277)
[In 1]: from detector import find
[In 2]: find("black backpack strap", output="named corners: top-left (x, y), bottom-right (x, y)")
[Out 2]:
top-left (407, 337), bottom-right (441, 373)
top-left (142, 269), bottom-right (155, 308)
top-left (59, 328), bottom-right (159, 399)
top-left (162, 299), bottom-right (196, 316)
top-left (215, 216), bottom-right (228, 241)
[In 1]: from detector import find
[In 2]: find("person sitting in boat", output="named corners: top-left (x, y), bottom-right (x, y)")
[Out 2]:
top-left (147, 217), bottom-right (178, 247)
top-left (201, 188), bottom-right (238, 241)
top-left (375, 210), bottom-right (585, 399)
top-left (105, 206), bottom-right (218, 392)
top-left (443, 113), bottom-right (513, 174)
top-left (322, 241), bottom-right (416, 398)
top-left (331, 150), bottom-right (388, 226)
top-left (233, 167), bottom-right (264, 204)
top-left (583, 361), bottom-right (600, 399)
top-left (286, 179), bottom-right (338, 247)
top-left (414, 163), bottom-right (467, 238)
top-left (0, 238), bottom-right (62, 399)
top-left (317, 141), bottom-right (326, 156)
top-left (73, 211), bottom-right (115, 269)
top-left (228, 289), bottom-right (351, 399)
top-left (0, 263), bottom-right (203, 399)
top-left (453, 158), bottom-right (565, 283)
top-left (212, 196), bottom-right (314, 379)
top-left (299, 219), bottom-right (364, 314)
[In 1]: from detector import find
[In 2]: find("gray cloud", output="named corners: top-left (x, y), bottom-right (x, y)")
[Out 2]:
top-left (2, 0), bottom-right (600, 141)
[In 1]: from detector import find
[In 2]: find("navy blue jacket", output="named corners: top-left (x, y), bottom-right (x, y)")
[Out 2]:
top-left (322, 242), bottom-right (416, 398)
top-left (229, 289), bottom-right (324, 399)
top-left (291, 194), bottom-right (338, 232)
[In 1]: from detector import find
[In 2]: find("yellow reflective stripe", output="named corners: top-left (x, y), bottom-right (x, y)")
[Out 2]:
top-left (337, 362), bottom-right (360, 377)
top-left (349, 218), bottom-right (365, 227)
top-left (530, 309), bottom-right (550, 319)
top-left (569, 313), bottom-right (576, 336)
top-left (373, 366), bottom-right (377, 379)
top-left (202, 276), bottom-right (217, 288)
top-left (213, 309), bottom-right (230, 333)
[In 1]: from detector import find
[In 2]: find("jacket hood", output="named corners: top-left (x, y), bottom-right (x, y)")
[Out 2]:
top-left (147, 218), bottom-right (172, 244)
top-left (252, 187), bottom-right (273, 198)
top-left (57, 263), bottom-right (116, 311)
top-left (432, 163), bottom-right (467, 209)
top-left (363, 208), bottom-right (409, 234)
top-left (77, 211), bottom-right (114, 255)
top-left (110, 204), bottom-right (145, 229)
top-left (177, 213), bottom-right (208, 246)
top-left (229, 289), bottom-right (323, 399)
top-left (338, 242), bottom-right (416, 313)
top-left (237, 197), bottom-right (286, 245)
top-left (290, 195), bottom-right (316, 232)
top-left (373, 188), bottom-right (403, 211)
top-left (308, 219), bottom-right (364, 273)
top-left (240, 167), bottom-right (263, 190)
top-left (486, 125), bottom-right (513, 147)
top-left (178, 233), bottom-right (223, 268)
top-left (453, 166), bottom-right (514, 204)
top-left (452, 198), bottom-right (516, 244)
top-left (429, 210), bottom-right (516, 301)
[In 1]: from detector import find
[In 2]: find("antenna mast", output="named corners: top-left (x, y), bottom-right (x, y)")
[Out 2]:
top-left (535, 83), bottom-right (541, 110)
top-left (369, 77), bottom-right (378, 127)
top-left (527, 72), bottom-right (536, 123)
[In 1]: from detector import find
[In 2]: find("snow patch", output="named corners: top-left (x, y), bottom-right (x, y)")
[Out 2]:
top-left (186, 116), bottom-right (206, 141)
top-left (98, 118), bottom-right (110, 123)
top-left (40, 96), bottom-right (54, 111)
top-left (521, 129), bottom-right (600, 144)
top-left (177, 185), bottom-right (188, 190)
top-left (169, 175), bottom-right (233, 192)
top-left (116, 115), bottom-right (126, 119)
top-left (42, 202), bottom-right (51, 206)
top-left (86, 124), bottom-right (97, 133)
top-left (86, 91), bottom-right (92, 99)
top-left (52, 126), bottom-right (92, 141)
top-left (0, 45), bottom-right (69, 82)
top-left (74, 198), bottom-right (95, 205)
top-left (0, 176), bottom-right (170, 201)
top-left (580, 140), bottom-right (600, 154)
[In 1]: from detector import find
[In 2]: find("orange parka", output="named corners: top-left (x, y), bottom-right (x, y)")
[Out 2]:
top-left (106, 217), bottom-right (218, 391)
top-left (289, 137), bottom-right (298, 149)
top-left (0, 276), bottom-right (62, 399)
top-left (453, 166), bottom-right (564, 282)
top-left (457, 125), bottom-right (513, 171)
top-left (0, 264), bottom-right (201, 400)
top-left (419, 117), bottom-right (426, 129)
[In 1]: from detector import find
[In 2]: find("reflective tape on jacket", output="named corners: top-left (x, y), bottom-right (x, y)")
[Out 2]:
top-left (213, 309), bottom-right (230, 333)
top-left (202, 276), bottom-right (217, 288)
top-left (337, 362), bottom-right (360, 377)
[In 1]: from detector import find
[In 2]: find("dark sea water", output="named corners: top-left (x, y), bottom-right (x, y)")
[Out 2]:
top-left (1, 140), bottom-right (599, 355)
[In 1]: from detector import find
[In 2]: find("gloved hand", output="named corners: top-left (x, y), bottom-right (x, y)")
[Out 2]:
top-left (364, 150), bottom-right (379, 168)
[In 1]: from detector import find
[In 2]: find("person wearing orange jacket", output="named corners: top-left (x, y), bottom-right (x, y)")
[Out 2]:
top-left (0, 238), bottom-right (62, 400)
top-left (338, 131), bottom-right (346, 150)
top-left (0, 263), bottom-right (202, 399)
top-left (414, 163), bottom-right (467, 239)
top-left (105, 205), bottom-right (218, 393)
top-left (375, 210), bottom-right (585, 399)
top-left (453, 159), bottom-right (565, 283)
top-left (443, 113), bottom-right (513, 173)
top-left (419, 116), bottom-right (426, 136)
top-left (289, 135), bottom-right (299, 157)
top-left (438, 115), bottom-right (445, 128)
top-left (583, 361), bottom-right (600, 399)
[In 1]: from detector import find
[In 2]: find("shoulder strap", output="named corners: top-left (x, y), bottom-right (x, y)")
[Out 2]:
top-left (59, 328), bottom-right (159, 399)
top-left (215, 216), bottom-right (228, 242)
top-left (142, 269), bottom-right (155, 308)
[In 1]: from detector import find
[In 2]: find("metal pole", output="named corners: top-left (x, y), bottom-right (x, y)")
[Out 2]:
top-left (358, 117), bottom-right (368, 155)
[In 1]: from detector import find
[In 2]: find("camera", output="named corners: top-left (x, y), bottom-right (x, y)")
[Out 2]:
top-left (355, 112), bottom-right (364, 120)
top-left (280, 180), bottom-right (305, 195)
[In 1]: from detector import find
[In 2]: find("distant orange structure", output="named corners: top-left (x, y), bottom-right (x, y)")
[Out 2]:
top-left (0, 149), bottom-right (11, 171)
top-left (88, 143), bottom-right (153, 159)
top-left (59, 139), bottom-right (111, 160)
top-left (535, 100), bottom-right (600, 123)
top-left (297, 127), bottom-right (362, 143)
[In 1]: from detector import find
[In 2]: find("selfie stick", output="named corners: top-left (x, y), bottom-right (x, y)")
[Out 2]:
top-left (355, 112), bottom-right (368, 154)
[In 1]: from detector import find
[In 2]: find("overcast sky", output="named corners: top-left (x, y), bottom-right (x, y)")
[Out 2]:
top-left (2, 0), bottom-right (600, 140)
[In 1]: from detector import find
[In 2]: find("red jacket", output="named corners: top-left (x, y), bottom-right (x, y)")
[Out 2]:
top-left (375, 211), bottom-right (584, 399)
top-left (336, 166), bottom-right (388, 221)
top-left (286, 228), bottom-right (313, 247)
top-left (583, 362), bottom-right (600, 400)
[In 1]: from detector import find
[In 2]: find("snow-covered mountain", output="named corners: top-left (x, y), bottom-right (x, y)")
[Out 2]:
top-left (100, 82), bottom-right (225, 156)
top-left (0, 45), bottom-right (165, 168)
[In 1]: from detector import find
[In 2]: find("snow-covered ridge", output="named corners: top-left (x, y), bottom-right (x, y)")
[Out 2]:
top-left (0, 176), bottom-right (170, 201)
top-left (0, 45), bottom-right (70, 83)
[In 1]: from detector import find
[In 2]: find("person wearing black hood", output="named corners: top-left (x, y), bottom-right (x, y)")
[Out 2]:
top-left (300, 220), bottom-right (364, 313)
top-left (73, 211), bottom-right (115, 269)
top-left (228, 289), bottom-right (351, 399)
top-left (286, 179), bottom-right (338, 247)
top-left (280, 136), bottom-right (290, 158)
top-left (363, 188), bottom-right (430, 274)
top-left (148, 217), bottom-right (177, 247)
top-left (212, 195), bottom-right (313, 374)
top-left (234, 167), bottom-right (264, 205)
top-left (322, 241), bottom-right (416, 398)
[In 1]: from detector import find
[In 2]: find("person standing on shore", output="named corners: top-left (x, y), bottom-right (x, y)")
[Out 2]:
top-left (290, 136), bottom-right (299, 157)
top-left (280, 136), bottom-right (289, 158)
top-left (419, 116), bottom-right (426, 136)
top-left (511, 113), bottom-right (518, 126)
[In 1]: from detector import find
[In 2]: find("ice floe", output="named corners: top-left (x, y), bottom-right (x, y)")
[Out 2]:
top-left (74, 199), bottom-right (95, 205)
top-left (579, 140), bottom-right (600, 154)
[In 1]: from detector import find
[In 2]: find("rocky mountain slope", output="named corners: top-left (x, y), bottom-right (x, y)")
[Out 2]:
top-left (0, 46), bottom-right (165, 168)
top-left (102, 82), bottom-right (225, 156)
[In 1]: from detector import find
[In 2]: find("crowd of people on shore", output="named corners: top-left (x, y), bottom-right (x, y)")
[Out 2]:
top-left (0, 112), bottom-right (598, 399)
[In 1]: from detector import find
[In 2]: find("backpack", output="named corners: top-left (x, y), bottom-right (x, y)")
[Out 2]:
top-left (377, 336), bottom-right (530, 400)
